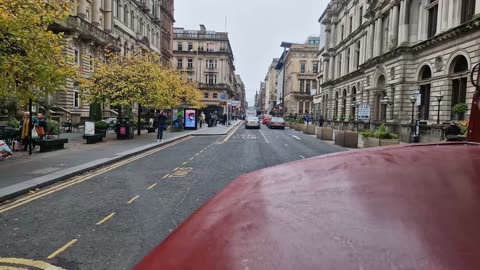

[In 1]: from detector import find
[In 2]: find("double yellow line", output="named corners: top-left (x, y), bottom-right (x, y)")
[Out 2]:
top-left (0, 137), bottom-right (192, 214)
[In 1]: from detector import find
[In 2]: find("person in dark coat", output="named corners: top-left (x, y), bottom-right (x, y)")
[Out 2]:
top-left (445, 121), bottom-right (462, 140)
top-left (156, 111), bottom-right (167, 142)
top-left (318, 115), bottom-right (325, 127)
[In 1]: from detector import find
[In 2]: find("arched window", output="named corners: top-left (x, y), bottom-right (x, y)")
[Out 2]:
top-left (335, 91), bottom-right (339, 119)
top-left (140, 18), bottom-right (144, 35)
top-left (130, 12), bottom-right (135, 29)
top-left (351, 86), bottom-right (357, 119)
top-left (115, 0), bottom-right (121, 18)
top-left (450, 55), bottom-right (469, 119)
top-left (123, 4), bottom-right (128, 23)
top-left (147, 24), bottom-right (150, 39)
top-left (123, 41), bottom-right (128, 56)
top-left (375, 75), bottom-right (386, 121)
top-left (418, 65), bottom-right (432, 120)
top-left (342, 89), bottom-right (347, 118)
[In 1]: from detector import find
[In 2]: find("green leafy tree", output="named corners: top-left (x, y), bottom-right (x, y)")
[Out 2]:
top-left (0, 0), bottom-right (78, 104)
top-left (82, 52), bottom-right (203, 110)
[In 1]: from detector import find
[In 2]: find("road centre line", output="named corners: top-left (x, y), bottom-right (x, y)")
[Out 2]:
top-left (147, 183), bottom-right (157, 190)
top-left (96, 212), bottom-right (116, 225)
top-left (299, 155), bottom-right (306, 159)
top-left (259, 130), bottom-right (269, 143)
top-left (189, 157), bottom-right (194, 160)
top-left (47, 239), bottom-right (78, 260)
top-left (0, 137), bottom-right (192, 213)
top-left (163, 174), bottom-right (170, 178)
top-left (127, 195), bottom-right (140, 204)
top-left (291, 135), bottom-right (301, 140)
top-left (182, 162), bottom-right (187, 165)
top-left (220, 123), bottom-right (241, 144)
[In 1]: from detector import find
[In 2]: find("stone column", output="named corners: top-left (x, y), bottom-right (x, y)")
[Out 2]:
top-left (104, 0), bottom-right (112, 32)
top-left (373, 17), bottom-right (383, 57)
top-left (92, 0), bottom-right (101, 27)
top-left (392, 4), bottom-right (399, 47)
top-left (440, 0), bottom-right (449, 31)
top-left (368, 22), bottom-right (374, 60)
top-left (417, 0), bottom-right (426, 41)
top-left (329, 56), bottom-right (335, 81)
top-left (325, 29), bottom-right (331, 50)
top-left (350, 44), bottom-right (355, 72)
top-left (436, 0), bottom-right (444, 33)
top-left (325, 59), bottom-right (330, 82)
top-left (387, 9), bottom-right (394, 50)
top-left (399, 0), bottom-right (410, 44)
top-left (77, 0), bottom-right (87, 18)
top-left (476, 0), bottom-right (480, 16)
top-left (330, 23), bottom-right (337, 48)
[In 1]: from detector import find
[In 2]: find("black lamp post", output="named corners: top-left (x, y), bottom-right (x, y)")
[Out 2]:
top-left (280, 42), bottom-right (292, 117)
top-left (436, 92), bottom-right (443, 124)
top-left (409, 95), bottom-right (416, 124)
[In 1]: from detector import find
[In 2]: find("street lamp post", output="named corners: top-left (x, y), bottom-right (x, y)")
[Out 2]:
top-left (410, 95), bottom-right (416, 124)
top-left (436, 92), bottom-right (444, 124)
top-left (280, 42), bottom-right (292, 117)
top-left (410, 95), bottom-right (417, 142)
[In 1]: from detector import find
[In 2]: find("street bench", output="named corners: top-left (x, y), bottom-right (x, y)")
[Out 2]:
top-left (82, 134), bottom-right (103, 144)
top-left (36, 138), bottom-right (68, 153)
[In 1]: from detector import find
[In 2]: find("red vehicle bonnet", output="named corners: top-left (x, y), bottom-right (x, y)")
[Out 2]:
top-left (134, 143), bottom-right (480, 270)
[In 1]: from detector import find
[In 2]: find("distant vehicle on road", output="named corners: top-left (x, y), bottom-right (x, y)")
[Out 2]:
top-left (262, 115), bottom-right (272, 125)
top-left (245, 116), bottom-right (260, 129)
top-left (267, 117), bottom-right (285, 129)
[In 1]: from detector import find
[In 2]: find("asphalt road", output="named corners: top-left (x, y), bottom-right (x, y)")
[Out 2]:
top-left (0, 124), bottom-right (343, 270)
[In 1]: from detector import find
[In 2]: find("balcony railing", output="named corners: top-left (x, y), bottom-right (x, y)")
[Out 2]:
top-left (173, 32), bottom-right (229, 41)
top-left (65, 17), bottom-right (118, 46)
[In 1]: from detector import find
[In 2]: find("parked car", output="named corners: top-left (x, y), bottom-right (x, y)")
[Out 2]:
top-left (267, 117), bottom-right (285, 129)
top-left (245, 116), bottom-right (261, 129)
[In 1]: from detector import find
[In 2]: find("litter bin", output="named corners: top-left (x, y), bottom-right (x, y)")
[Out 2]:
top-left (116, 118), bottom-right (134, 140)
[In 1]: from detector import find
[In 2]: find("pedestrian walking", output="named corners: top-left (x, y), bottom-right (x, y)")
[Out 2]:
top-left (199, 111), bottom-right (205, 128)
top-left (305, 114), bottom-right (311, 125)
top-left (156, 111), bottom-right (167, 142)
top-left (20, 112), bottom-right (31, 151)
top-left (35, 113), bottom-right (47, 140)
top-left (318, 115), bottom-right (325, 127)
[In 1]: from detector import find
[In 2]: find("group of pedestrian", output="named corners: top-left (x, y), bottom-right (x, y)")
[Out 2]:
top-left (20, 112), bottom-right (47, 151)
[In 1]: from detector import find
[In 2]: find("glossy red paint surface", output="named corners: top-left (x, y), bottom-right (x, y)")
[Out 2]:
top-left (135, 143), bottom-right (480, 270)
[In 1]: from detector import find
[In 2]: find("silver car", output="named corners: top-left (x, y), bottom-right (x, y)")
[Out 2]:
top-left (245, 116), bottom-right (261, 129)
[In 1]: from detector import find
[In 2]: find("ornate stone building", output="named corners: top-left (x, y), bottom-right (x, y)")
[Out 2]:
top-left (49, 0), bottom-right (173, 122)
top-left (173, 25), bottom-right (242, 114)
top-left (317, 0), bottom-right (480, 125)
top-left (276, 37), bottom-right (320, 116)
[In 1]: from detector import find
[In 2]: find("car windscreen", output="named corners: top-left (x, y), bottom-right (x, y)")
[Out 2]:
top-left (271, 117), bottom-right (284, 122)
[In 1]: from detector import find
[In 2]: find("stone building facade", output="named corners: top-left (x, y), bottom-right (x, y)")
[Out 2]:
top-left (317, 0), bottom-right (480, 125)
top-left (277, 38), bottom-right (320, 116)
top-left (262, 58), bottom-right (280, 114)
top-left (50, 0), bottom-right (173, 122)
top-left (173, 25), bottom-right (242, 114)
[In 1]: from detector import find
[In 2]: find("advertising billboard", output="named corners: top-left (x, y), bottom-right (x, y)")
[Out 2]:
top-left (184, 109), bottom-right (197, 130)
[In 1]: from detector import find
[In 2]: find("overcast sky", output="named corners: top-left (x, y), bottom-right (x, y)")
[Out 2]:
top-left (175, 0), bottom-right (328, 106)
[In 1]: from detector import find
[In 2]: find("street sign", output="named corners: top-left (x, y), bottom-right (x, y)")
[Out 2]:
top-left (221, 93), bottom-right (226, 100)
top-left (358, 104), bottom-right (371, 121)
top-left (227, 100), bottom-right (232, 105)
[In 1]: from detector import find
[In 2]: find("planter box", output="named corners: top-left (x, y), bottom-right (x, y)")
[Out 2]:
top-left (335, 131), bottom-right (358, 148)
top-left (299, 124), bottom-right (307, 133)
top-left (305, 125), bottom-right (316, 135)
top-left (317, 127), bottom-right (333, 141)
top-left (364, 137), bottom-right (400, 148)
top-left (290, 122), bottom-right (297, 130)
top-left (294, 123), bottom-right (304, 131)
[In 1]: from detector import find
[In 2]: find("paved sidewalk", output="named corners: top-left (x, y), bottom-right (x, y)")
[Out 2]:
top-left (0, 121), bottom-right (240, 201)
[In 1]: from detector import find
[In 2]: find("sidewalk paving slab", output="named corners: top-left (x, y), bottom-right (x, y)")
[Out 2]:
top-left (0, 121), bottom-right (241, 202)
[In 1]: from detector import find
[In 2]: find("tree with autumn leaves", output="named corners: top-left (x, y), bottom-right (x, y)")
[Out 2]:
top-left (81, 52), bottom-right (203, 113)
top-left (0, 0), bottom-right (78, 117)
